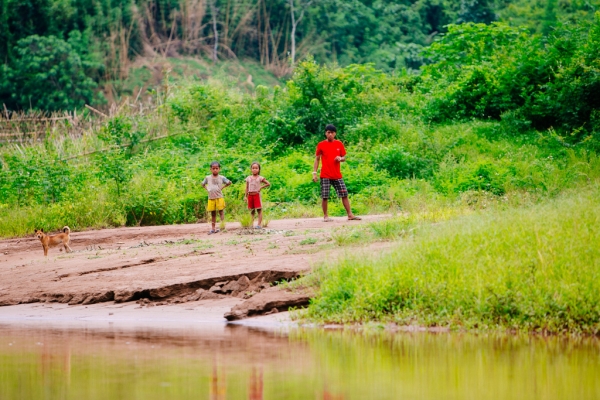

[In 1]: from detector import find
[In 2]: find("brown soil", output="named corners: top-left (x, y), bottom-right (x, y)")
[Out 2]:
top-left (0, 216), bottom-right (391, 319)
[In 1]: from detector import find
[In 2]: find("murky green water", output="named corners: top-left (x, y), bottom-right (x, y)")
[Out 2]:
top-left (0, 323), bottom-right (598, 399)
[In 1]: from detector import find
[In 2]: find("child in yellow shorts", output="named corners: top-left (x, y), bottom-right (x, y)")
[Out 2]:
top-left (201, 161), bottom-right (231, 234)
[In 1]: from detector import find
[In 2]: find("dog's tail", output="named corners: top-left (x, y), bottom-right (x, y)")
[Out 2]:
top-left (63, 226), bottom-right (71, 234)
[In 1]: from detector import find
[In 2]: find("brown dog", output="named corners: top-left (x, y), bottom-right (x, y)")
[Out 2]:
top-left (35, 226), bottom-right (73, 256)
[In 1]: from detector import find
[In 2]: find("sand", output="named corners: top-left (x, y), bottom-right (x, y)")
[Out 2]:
top-left (0, 215), bottom-right (390, 325)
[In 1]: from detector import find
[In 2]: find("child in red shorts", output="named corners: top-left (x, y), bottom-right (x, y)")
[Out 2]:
top-left (244, 162), bottom-right (271, 229)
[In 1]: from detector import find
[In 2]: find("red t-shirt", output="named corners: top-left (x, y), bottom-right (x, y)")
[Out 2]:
top-left (316, 140), bottom-right (346, 179)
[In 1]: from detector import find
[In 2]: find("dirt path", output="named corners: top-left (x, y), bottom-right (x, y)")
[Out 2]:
top-left (0, 216), bottom-right (391, 319)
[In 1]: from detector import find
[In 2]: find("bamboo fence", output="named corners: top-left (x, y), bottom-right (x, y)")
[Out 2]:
top-left (0, 108), bottom-right (104, 144)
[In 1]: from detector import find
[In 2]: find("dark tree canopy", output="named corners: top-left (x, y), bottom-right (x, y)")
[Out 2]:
top-left (0, 0), bottom-right (598, 111)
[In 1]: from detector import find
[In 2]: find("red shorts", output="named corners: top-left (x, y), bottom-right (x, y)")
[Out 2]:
top-left (247, 193), bottom-right (262, 210)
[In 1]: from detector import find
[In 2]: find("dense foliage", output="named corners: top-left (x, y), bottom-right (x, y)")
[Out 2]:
top-left (1, 17), bottom-right (600, 235)
top-left (417, 19), bottom-right (600, 139)
top-left (1, 14), bottom-right (600, 334)
top-left (1, 0), bottom-right (599, 110)
top-left (1, 35), bottom-right (102, 110)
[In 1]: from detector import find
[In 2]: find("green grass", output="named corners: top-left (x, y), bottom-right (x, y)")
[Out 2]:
top-left (116, 57), bottom-right (283, 99)
top-left (239, 213), bottom-right (253, 228)
top-left (193, 241), bottom-right (214, 250)
top-left (300, 237), bottom-right (318, 245)
top-left (330, 228), bottom-right (367, 246)
top-left (0, 188), bottom-right (125, 237)
top-left (262, 216), bottom-right (270, 228)
top-left (302, 184), bottom-right (600, 335)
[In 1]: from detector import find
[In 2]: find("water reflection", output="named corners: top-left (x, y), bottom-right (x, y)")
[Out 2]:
top-left (0, 323), bottom-right (598, 399)
top-left (248, 367), bottom-right (263, 400)
top-left (211, 358), bottom-right (227, 400)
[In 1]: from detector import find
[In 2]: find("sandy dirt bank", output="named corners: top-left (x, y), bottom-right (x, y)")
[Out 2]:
top-left (0, 215), bottom-right (390, 324)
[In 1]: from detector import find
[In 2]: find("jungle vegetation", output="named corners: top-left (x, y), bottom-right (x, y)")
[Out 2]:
top-left (1, 0), bottom-right (599, 110)
top-left (0, 4), bottom-right (599, 334)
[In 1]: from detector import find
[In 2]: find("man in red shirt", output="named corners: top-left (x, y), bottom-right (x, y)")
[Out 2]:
top-left (312, 124), bottom-right (361, 222)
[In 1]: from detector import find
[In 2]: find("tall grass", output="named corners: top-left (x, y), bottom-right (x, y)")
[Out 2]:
top-left (239, 213), bottom-right (253, 228)
top-left (2, 66), bottom-right (600, 239)
top-left (0, 187), bottom-right (125, 236)
top-left (305, 185), bottom-right (600, 335)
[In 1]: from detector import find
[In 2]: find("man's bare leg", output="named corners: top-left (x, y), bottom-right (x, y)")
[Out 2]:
top-left (342, 197), bottom-right (354, 218)
top-left (322, 198), bottom-right (330, 220)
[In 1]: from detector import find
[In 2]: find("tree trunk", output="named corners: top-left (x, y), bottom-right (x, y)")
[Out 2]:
top-left (289, 0), bottom-right (312, 65)
top-left (289, 0), bottom-right (297, 64)
top-left (211, 0), bottom-right (219, 62)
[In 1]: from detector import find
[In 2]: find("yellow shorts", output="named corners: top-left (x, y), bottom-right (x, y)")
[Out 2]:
top-left (207, 198), bottom-right (225, 212)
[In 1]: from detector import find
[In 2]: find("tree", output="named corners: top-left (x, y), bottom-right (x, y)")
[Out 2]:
top-left (5, 35), bottom-right (98, 111)
top-left (457, 0), bottom-right (496, 24)
top-left (0, 0), bottom-right (12, 62)
top-left (541, 0), bottom-right (558, 36)
top-left (210, 0), bottom-right (219, 62)
top-left (289, 0), bottom-right (314, 64)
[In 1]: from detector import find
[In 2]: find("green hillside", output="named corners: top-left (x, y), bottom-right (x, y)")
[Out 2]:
top-left (1, 10), bottom-right (599, 333)
top-left (1, 0), bottom-right (599, 110)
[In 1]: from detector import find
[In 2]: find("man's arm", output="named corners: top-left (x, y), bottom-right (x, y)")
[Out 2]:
top-left (313, 155), bottom-right (321, 182)
top-left (335, 143), bottom-right (347, 162)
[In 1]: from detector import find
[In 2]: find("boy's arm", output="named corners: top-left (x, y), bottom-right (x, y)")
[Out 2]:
top-left (336, 143), bottom-right (347, 162)
top-left (313, 155), bottom-right (321, 183)
top-left (201, 178), bottom-right (209, 191)
top-left (221, 177), bottom-right (232, 189)
top-left (244, 181), bottom-right (249, 198)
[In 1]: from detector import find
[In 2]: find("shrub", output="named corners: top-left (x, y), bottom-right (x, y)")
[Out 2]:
top-left (263, 59), bottom-right (406, 150)
top-left (434, 158), bottom-right (510, 196)
top-left (419, 17), bottom-right (600, 144)
top-left (372, 144), bottom-right (433, 179)
top-left (4, 35), bottom-right (99, 111)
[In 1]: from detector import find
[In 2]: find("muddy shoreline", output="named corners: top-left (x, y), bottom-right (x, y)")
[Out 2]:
top-left (0, 216), bottom-right (388, 323)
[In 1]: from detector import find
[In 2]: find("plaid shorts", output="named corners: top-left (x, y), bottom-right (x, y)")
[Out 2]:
top-left (320, 178), bottom-right (348, 199)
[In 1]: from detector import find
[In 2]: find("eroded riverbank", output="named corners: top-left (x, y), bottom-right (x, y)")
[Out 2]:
top-left (0, 216), bottom-right (388, 320)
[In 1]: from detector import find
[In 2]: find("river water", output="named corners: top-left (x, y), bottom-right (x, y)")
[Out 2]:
top-left (0, 323), bottom-right (598, 399)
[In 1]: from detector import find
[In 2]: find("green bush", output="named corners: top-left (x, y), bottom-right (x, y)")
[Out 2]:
top-left (372, 144), bottom-right (433, 179)
top-left (3, 35), bottom-right (100, 111)
top-left (433, 157), bottom-right (511, 196)
top-left (418, 17), bottom-right (600, 143)
top-left (0, 149), bottom-right (77, 205)
top-left (263, 60), bottom-right (407, 150)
